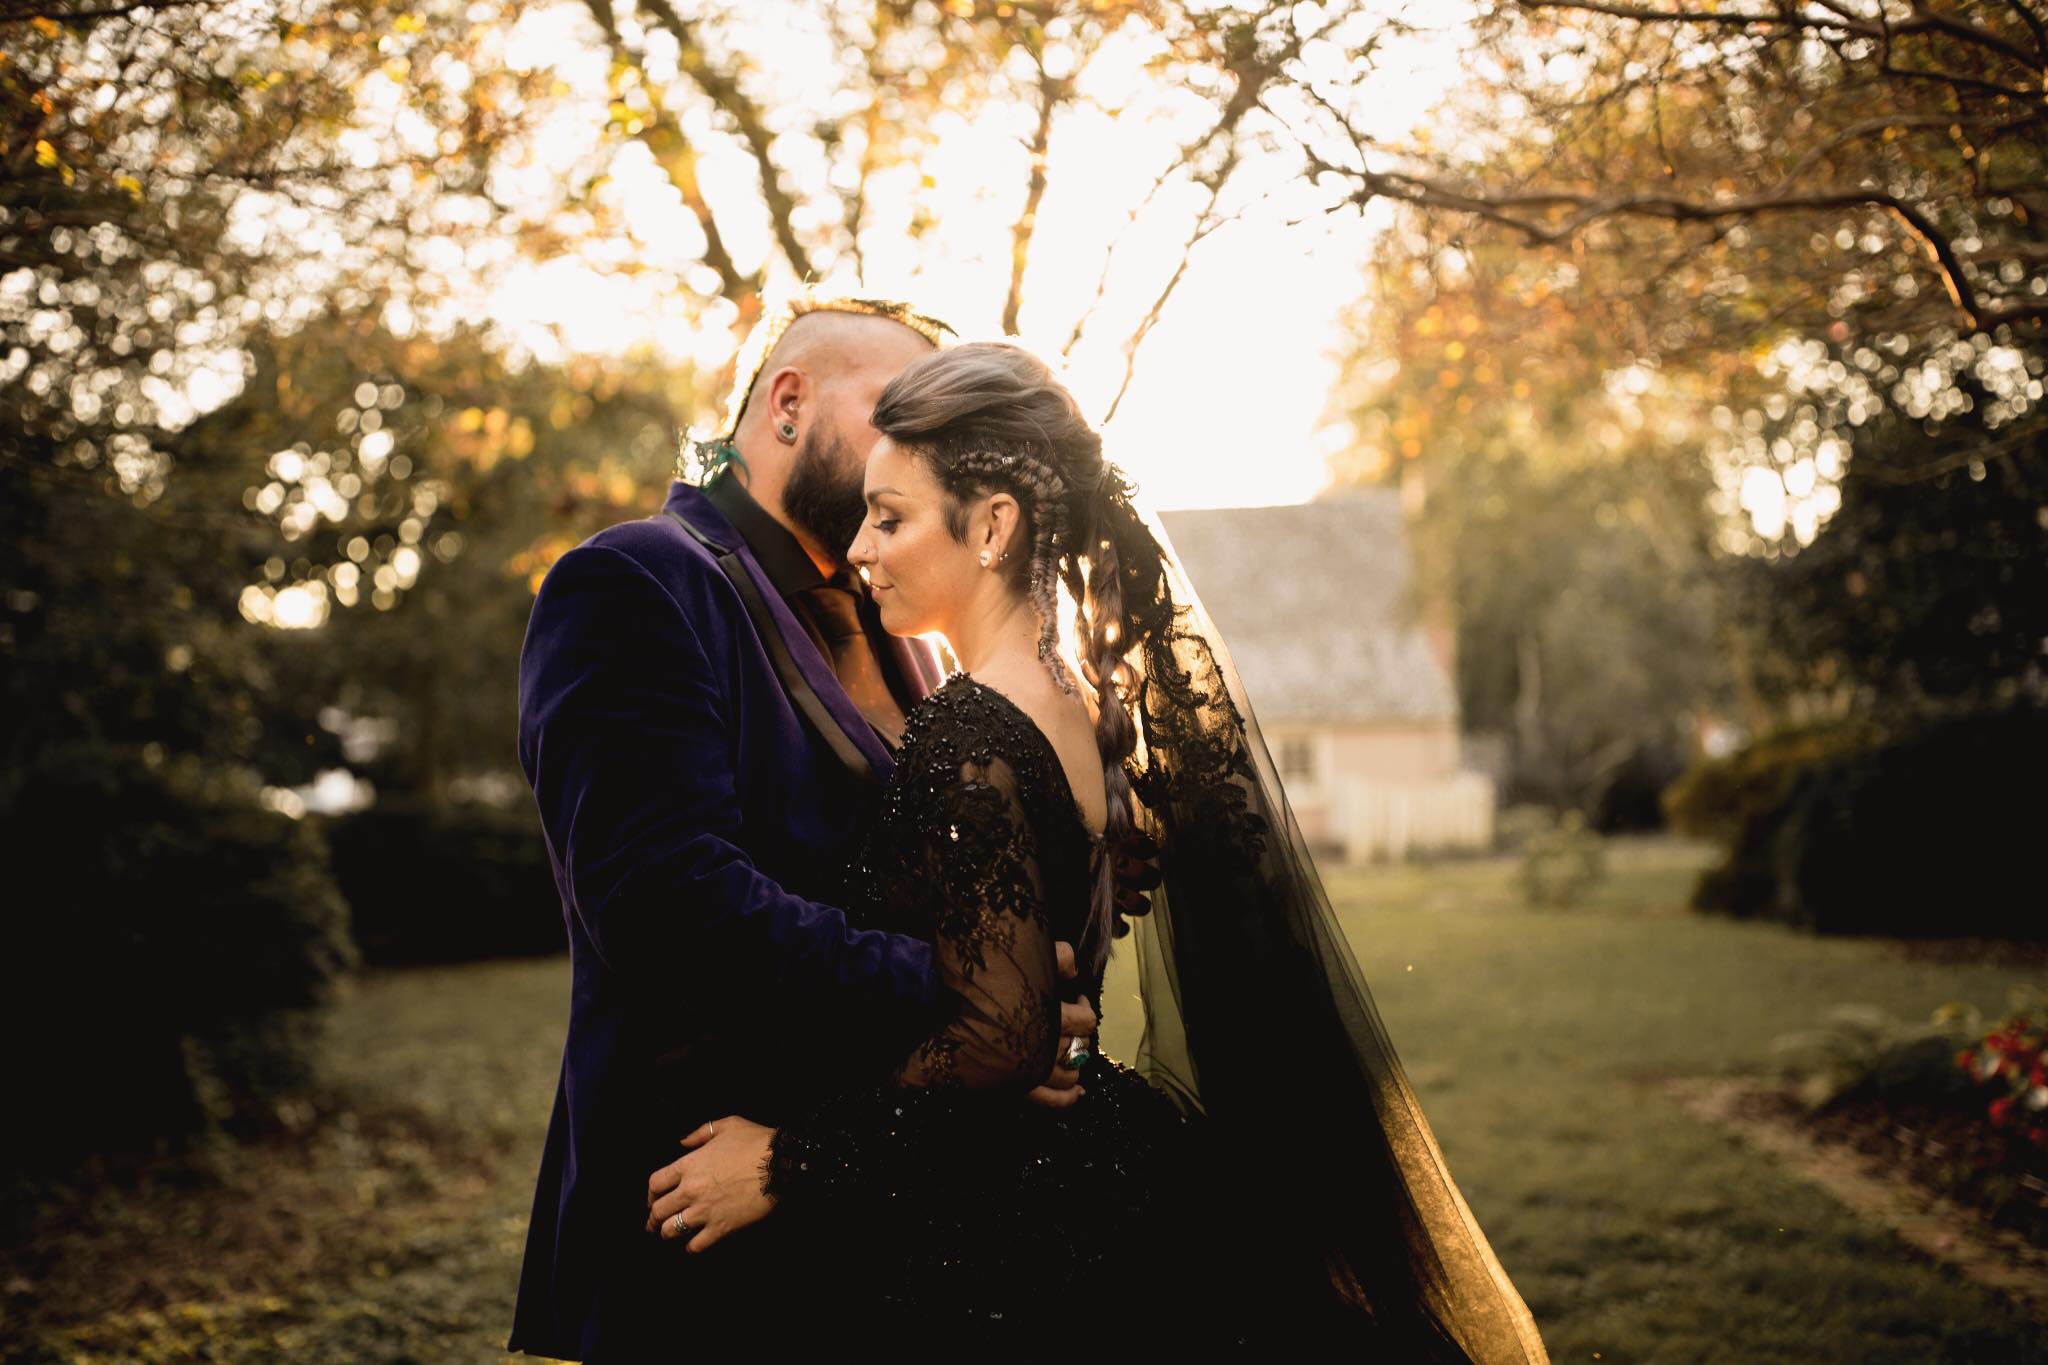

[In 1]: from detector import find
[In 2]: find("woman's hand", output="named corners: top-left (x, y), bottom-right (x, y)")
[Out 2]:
top-left (645, 1115), bottom-right (777, 1253)
top-left (1026, 939), bottom-right (1092, 1111)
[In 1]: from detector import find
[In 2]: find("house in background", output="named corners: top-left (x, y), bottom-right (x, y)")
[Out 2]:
top-left (1159, 491), bottom-right (1494, 863)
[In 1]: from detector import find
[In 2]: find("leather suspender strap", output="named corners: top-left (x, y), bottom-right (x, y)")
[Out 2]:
top-left (664, 509), bottom-right (875, 786)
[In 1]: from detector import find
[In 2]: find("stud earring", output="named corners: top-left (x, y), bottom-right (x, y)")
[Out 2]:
top-left (777, 421), bottom-right (797, 443)
top-left (978, 550), bottom-right (993, 567)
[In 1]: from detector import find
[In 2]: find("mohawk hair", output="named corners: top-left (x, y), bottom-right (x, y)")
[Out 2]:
top-left (715, 291), bottom-right (956, 441)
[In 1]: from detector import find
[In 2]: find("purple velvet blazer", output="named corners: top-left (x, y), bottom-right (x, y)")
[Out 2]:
top-left (508, 482), bottom-right (943, 1360)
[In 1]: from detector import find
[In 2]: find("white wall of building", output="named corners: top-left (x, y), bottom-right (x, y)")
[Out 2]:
top-left (1272, 720), bottom-right (1496, 863)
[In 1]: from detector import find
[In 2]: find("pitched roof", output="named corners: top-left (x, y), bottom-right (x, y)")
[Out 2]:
top-left (1157, 492), bottom-right (1458, 726)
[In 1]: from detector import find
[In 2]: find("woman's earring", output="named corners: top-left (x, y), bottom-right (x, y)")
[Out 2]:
top-left (776, 421), bottom-right (797, 443)
top-left (977, 550), bottom-right (993, 568)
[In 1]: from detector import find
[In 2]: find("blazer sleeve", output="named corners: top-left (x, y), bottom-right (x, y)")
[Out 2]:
top-left (517, 540), bottom-right (941, 1032)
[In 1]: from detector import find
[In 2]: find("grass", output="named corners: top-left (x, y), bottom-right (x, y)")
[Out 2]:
top-left (5, 962), bottom-right (568, 1364)
top-left (8, 836), bottom-right (2045, 1362)
top-left (1313, 837), bottom-right (2047, 1365)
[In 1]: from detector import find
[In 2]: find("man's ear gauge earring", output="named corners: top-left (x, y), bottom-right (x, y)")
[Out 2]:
top-left (777, 421), bottom-right (797, 443)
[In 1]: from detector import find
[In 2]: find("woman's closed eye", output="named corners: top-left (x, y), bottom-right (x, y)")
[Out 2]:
top-left (873, 516), bottom-right (901, 534)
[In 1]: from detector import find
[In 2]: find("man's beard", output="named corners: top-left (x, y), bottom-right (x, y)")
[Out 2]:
top-left (782, 420), bottom-right (869, 568)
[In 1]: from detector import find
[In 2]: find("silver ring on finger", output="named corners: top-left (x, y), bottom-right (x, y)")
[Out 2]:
top-left (669, 1213), bottom-right (698, 1240)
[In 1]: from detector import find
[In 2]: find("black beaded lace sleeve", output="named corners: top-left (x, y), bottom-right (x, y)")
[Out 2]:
top-left (764, 690), bottom-right (1069, 1204)
top-left (885, 751), bottom-right (1060, 1090)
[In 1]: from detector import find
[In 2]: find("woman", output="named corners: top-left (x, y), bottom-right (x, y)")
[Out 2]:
top-left (647, 342), bottom-right (1551, 1359)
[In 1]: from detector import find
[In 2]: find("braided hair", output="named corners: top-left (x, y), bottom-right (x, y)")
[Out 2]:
top-left (870, 342), bottom-right (1167, 977)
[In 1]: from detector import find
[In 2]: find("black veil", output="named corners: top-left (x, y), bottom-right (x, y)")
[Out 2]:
top-left (1100, 489), bottom-right (1550, 1362)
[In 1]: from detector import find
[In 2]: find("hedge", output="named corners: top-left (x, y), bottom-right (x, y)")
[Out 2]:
top-left (323, 796), bottom-right (564, 965)
top-left (0, 747), bottom-right (356, 1168)
top-left (1669, 708), bottom-right (2047, 939)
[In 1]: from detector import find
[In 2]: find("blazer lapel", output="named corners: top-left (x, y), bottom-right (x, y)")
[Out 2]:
top-left (663, 485), bottom-right (895, 786)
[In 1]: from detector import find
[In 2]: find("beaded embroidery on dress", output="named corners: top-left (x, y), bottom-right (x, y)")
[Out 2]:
top-left (763, 675), bottom-right (1213, 1347)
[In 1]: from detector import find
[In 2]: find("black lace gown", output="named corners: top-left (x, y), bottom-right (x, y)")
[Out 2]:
top-left (762, 675), bottom-right (1229, 1348)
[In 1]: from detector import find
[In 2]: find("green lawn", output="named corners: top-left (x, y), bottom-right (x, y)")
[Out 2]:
top-left (13, 837), bottom-right (2045, 1362)
top-left (1311, 838), bottom-right (2046, 1365)
top-left (8, 958), bottom-right (569, 1363)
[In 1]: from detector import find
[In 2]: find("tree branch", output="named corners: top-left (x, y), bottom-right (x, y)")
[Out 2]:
top-left (1992, 0), bottom-right (2048, 61)
top-left (1855, 410), bottom-right (2046, 482)
top-left (581, 0), bottom-right (753, 303)
top-left (1099, 168), bottom-right (1250, 425)
top-left (1003, 56), bottom-right (1063, 337)
top-left (1322, 152), bottom-right (2048, 331)
top-left (1514, 0), bottom-right (2044, 86)
top-left (1057, 155), bottom-right (1177, 362)
top-left (1512, 0), bottom-right (1870, 38)
top-left (1891, 1), bottom-right (2044, 74)
top-left (0, 0), bottom-right (219, 22)
top-left (1081, 3), bottom-right (1304, 403)
top-left (635, 0), bottom-right (821, 281)
top-left (1770, 111), bottom-right (2041, 193)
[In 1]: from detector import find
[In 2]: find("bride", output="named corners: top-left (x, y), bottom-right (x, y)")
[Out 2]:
top-left (644, 340), bottom-right (1550, 1359)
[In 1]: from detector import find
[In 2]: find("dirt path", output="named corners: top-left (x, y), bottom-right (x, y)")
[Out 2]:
top-left (1663, 1075), bottom-right (2048, 1325)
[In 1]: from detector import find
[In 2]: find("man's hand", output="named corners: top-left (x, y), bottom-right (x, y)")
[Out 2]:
top-left (645, 1116), bottom-right (777, 1253)
top-left (1027, 940), bottom-right (1093, 1111)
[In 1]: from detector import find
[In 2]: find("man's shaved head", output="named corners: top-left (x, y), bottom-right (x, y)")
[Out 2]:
top-left (704, 292), bottom-right (953, 573)
top-left (720, 294), bottom-right (953, 440)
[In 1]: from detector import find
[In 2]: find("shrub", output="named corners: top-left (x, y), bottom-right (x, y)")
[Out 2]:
top-left (1518, 809), bottom-right (1607, 907)
top-left (1957, 990), bottom-right (2048, 1149)
top-left (1586, 743), bottom-right (1688, 833)
top-left (1663, 719), bottom-right (1876, 920)
top-left (1663, 720), bottom-right (1879, 841)
top-left (1772, 993), bottom-right (2048, 1246)
top-left (1492, 803), bottom-right (1558, 854)
top-left (1670, 708), bottom-right (2047, 938)
top-left (1770, 1002), bottom-right (1982, 1112)
top-left (1772, 708), bottom-right (2048, 938)
top-left (0, 746), bottom-right (356, 1169)
top-left (323, 794), bottom-right (563, 965)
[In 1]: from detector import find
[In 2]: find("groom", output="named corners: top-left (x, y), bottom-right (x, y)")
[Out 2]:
top-left (507, 296), bottom-right (1096, 1360)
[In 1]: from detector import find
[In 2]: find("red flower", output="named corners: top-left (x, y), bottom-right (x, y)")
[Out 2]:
top-left (1989, 1096), bottom-right (2016, 1126)
top-left (1957, 1049), bottom-right (1977, 1071)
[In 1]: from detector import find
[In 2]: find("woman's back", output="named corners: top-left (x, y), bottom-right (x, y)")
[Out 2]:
top-left (960, 659), bottom-right (1109, 838)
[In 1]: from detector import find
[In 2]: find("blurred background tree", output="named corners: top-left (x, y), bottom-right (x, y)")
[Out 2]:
top-left (1303, 0), bottom-right (2048, 933)
top-left (1328, 235), bottom-right (1729, 821)
top-left (1, 0), bottom-right (538, 1162)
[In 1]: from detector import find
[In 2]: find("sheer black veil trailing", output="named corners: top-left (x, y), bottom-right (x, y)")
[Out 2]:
top-left (1094, 484), bottom-right (1550, 1362)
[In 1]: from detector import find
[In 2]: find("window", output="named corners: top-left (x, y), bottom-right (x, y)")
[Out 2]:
top-left (1278, 736), bottom-right (1316, 782)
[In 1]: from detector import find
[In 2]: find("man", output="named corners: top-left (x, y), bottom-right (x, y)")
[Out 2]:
top-left (508, 296), bottom-right (1095, 1359)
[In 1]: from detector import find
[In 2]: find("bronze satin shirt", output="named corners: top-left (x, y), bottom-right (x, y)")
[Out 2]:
top-left (702, 471), bottom-right (912, 751)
